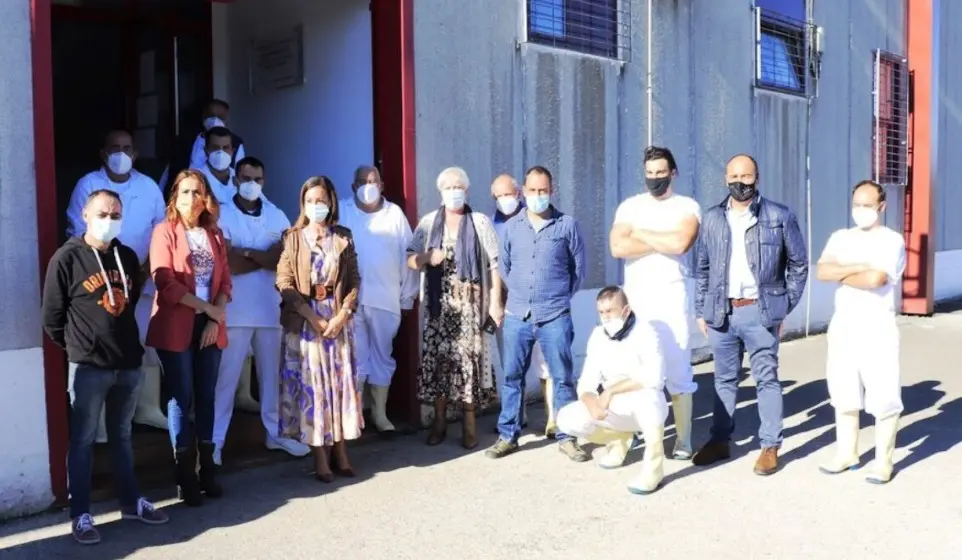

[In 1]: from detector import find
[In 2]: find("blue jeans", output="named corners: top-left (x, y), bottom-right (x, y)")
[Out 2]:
top-left (156, 315), bottom-right (222, 451)
top-left (707, 303), bottom-right (783, 449)
top-left (68, 365), bottom-right (143, 518)
top-left (497, 313), bottom-right (577, 442)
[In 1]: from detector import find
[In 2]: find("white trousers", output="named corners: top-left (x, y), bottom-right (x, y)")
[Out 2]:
top-left (354, 306), bottom-right (403, 387)
top-left (826, 314), bottom-right (903, 418)
top-left (556, 389), bottom-right (668, 437)
top-left (213, 327), bottom-right (283, 444)
top-left (628, 281), bottom-right (697, 395)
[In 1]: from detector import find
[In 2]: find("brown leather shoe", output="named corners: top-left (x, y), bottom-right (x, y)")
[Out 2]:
top-left (691, 441), bottom-right (731, 466)
top-left (754, 447), bottom-right (779, 476)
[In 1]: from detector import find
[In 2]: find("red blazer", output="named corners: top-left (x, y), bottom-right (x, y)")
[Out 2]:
top-left (146, 220), bottom-right (232, 352)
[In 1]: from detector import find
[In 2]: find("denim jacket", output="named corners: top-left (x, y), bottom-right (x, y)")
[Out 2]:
top-left (694, 195), bottom-right (809, 328)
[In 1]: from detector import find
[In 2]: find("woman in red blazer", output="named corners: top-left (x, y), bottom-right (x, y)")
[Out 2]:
top-left (147, 169), bottom-right (232, 507)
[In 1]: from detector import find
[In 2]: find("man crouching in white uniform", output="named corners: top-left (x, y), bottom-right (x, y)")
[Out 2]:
top-left (815, 179), bottom-right (905, 484)
top-left (556, 286), bottom-right (669, 495)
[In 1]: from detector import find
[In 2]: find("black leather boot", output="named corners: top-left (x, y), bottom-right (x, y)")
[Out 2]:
top-left (175, 448), bottom-right (203, 507)
top-left (198, 442), bottom-right (223, 498)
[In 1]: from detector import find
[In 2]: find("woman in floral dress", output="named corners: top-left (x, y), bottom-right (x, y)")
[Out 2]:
top-left (276, 176), bottom-right (362, 482)
top-left (407, 167), bottom-right (503, 449)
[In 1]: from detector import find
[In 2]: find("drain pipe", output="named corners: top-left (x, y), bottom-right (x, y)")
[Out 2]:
top-left (804, 95), bottom-right (813, 338)
top-left (646, 0), bottom-right (653, 145)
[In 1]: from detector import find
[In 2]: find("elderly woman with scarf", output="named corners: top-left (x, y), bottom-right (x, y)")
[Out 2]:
top-left (407, 166), bottom-right (503, 449)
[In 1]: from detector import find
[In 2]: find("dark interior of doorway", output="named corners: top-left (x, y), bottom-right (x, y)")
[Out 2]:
top-left (50, 0), bottom-right (287, 501)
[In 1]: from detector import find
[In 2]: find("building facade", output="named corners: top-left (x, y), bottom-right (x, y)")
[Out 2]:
top-left (0, 0), bottom-right (958, 518)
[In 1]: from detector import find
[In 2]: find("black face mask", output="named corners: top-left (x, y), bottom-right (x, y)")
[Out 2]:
top-left (645, 176), bottom-right (671, 197)
top-left (727, 181), bottom-right (756, 202)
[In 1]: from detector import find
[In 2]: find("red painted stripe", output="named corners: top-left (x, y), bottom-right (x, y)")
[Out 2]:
top-left (31, 0), bottom-right (69, 505)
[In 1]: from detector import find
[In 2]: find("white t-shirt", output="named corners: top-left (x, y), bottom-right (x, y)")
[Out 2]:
top-left (613, 193), bottom-right (702, 294)
top-left (340, 199), bottom-right (418, 315)
top-left (66, 168), bottom-right (166, 265)
top-left (201, 166), bottom-right (236, 205)
top-left (185, 228), bottom-right (215, 306)
top-left (219, 197), bottom-right (291, 328)
top-left (577, 319), bottom-right (666, 396)
top-left (820, 226), bottom-right (906, 317)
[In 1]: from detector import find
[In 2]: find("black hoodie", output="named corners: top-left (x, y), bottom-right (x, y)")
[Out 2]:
top-left (42, 236), bottom-right (145, 370)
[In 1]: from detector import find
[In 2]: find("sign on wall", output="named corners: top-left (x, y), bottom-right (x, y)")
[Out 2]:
top-left (249, 25), bottom-right (305, 94)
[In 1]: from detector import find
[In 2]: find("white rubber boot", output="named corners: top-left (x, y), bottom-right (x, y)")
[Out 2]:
top-left (818, 410), bottom-right (861, 474)
top-left (234, 354), bottom-right (261, 413)
top-left (543, 377), bottom-right (557, 437)
top-left (670, 393), bottom-right (693, 460)
top-left (627, 425), bottom-right (665, 495)
top-left (596, 431), bottom-right (634, 469)
top-left (133, 364), bottom-right (168, 430)
top-left (865, 414), bottom-right (899, 484)
top-left (370, 384), bottom-right (396, 432)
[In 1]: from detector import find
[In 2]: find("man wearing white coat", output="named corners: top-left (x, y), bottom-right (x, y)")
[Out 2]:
top-left (213, 157), bottom-right (309, 462)
top-left (199, 126), bottom-right (237, 205)
top-left (490, 174), bottom-right (554, 436)
top-left (556, 286), bottom-right (668, 495)
top-left (65, 129), bottom-right (168, 434)
top-left (339, 165), bottom-right (419, 434)
top-left (815, 180), bottom-right (905, 485)
top-left (609, 146), bottom-right (700, 460)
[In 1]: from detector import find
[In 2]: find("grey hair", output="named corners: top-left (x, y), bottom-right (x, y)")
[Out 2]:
top-left (436, 166), bottom-right (470, 191)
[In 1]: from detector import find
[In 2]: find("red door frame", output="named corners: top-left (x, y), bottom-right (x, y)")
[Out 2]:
top-left (902, 0), bottom-right (936, 315)
top-left (32, 0), bottom-right (418, 503)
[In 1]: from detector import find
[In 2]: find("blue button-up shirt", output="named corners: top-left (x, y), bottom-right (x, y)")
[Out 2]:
top-left (501, 206), bottom-right (586, 324)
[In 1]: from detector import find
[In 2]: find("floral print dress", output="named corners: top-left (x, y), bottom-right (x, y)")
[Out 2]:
top-left (410, 212), bottom-right (500, 416)
top-left (278, 232), bottom-right (363, 446)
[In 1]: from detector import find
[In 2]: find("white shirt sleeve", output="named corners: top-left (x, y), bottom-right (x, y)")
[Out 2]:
top-left (612, 199), bottom-right (631, 226)
top-left (189, 134), bottom-right (207, 169)
top-left (878, 234), bottom-right (907, 282)
top-left (148, 176), bottom-right (167, 228)
top-left (818, 230), bottom-right (844, 263)
top-left (397, 207), bottom-right (419, 309)
top-left (630, 321), bottom-right (666, 390)
top-left (576, 330), bottom-right (605, 396)
top-left (235, 143), bottom-right (246, 163)
top-left (65, 174), bottom-right (94, 237)
top-left (683, 197), bottom-right (702, 223)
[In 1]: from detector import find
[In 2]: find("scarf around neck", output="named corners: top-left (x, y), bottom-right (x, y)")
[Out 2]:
top-left (425, 205), bottom-right (482, 318)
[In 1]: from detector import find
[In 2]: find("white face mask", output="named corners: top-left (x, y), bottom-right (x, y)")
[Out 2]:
top-left (602, 316), bottom-right (626, 337)
top-left (203, 116), bottom-right (225, 130)
top-left (496, 195), bottom-right (520, 215)
top-left (357, 183), bottom-right (381, 205)
top-left (441, 189), bottom-right (466, 210)
top-left (208, 150), bottom-right (232, 172)
top-left (238, 181), bottom-right (262, 201)
top-left (305, 203), bottom-right (330, 224)
top-left (106, 152), bottom-right (133, 176)
top-left (852, 207), bottom-right (879, 229)
top-left (89, 217), bottom-right (123, 243)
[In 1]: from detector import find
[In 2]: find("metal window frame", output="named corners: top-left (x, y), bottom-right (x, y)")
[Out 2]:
top-left (872, 49), bottom-right (909, 187)
top-left (522, 0), bottom-right (630, 61)
top-left (753, 6), bottom-right (816, 98)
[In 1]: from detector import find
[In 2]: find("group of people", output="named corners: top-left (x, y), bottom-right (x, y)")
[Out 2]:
top-left (40, 98), bottom-right (906, 546)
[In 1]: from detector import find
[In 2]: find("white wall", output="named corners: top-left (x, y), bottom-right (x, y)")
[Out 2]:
top-left (0, 0), bottom-right (54, 518)
top-left (215, 0), bottom-right (374, 219)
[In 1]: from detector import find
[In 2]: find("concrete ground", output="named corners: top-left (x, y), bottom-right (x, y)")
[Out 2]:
top-left (2, 311), bottom-right (962, 560)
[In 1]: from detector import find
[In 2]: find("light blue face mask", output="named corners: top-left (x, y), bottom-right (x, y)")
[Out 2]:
top-left (525, 194), bottom-right (550, 214)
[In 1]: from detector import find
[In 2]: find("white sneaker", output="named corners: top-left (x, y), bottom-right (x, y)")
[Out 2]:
top-left (267, 436), bottom-right (311, 457)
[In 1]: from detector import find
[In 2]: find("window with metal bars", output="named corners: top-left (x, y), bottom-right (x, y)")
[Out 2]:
top-left (873, 50), bottom-right (909, 186)
top-left (754, 0), bottom-right (811, 95)
top-left (525, 0), bottom-right (630, 61)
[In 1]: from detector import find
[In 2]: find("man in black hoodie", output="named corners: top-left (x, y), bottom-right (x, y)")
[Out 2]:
top-left (42, 189), bottom-right (169, 545)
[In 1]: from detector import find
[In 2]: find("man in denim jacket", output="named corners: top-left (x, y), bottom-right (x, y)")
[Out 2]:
top-left (691, 154), bottom-right (808, 476)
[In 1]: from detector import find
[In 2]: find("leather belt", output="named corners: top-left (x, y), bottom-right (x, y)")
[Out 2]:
top-left (730, 298), bottom-right (757, 308)
top-left (312, 285), bottom-right (335, 300)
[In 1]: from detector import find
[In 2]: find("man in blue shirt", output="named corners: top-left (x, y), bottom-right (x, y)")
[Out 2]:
top-left (485, 166), bottom-right (588, 462)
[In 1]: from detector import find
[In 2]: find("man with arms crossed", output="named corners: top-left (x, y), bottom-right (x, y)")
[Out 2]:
top-left (691, 154), bottom-right (808, 475)
top-left (815, 180), bottom-right (905, 484)
top-left (556, 286), bottom-right (669, 495)
top-left (609, 146), bottom-right (700, 460)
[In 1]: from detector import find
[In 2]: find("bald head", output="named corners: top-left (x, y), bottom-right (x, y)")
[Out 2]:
top-left (726, 154), bottom-right (758, 183)
top-left (490, 174), bottom-right (518, 198)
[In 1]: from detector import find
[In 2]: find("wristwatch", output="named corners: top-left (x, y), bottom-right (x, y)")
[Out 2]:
top-left (344, 308), bottom-right (354, 316)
